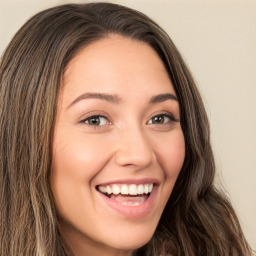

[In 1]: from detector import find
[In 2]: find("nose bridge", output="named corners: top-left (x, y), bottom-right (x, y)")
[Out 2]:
top-left (114, 123), bottom-right (154, 168)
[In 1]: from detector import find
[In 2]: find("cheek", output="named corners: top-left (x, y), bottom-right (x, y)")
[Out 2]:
top-left (161, 130), bottom-right (185, 205)
top-left (154, 129), bottom-right (185, 180)
top-left (51, 129), bottom-right (112, 213)
top-left (167, 133), bottom-right (185, 177)
top-left (52, 129), bottom-right (111, 180)
top-left (148, 129), bottom-right (185, 216)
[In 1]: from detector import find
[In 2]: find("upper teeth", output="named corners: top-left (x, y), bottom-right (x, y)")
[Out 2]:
top-left (98, 183), bottom-right (154, 196)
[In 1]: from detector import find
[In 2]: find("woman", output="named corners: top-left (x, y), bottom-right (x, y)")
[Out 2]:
top-left (0, 3), bottom-right (253, 256)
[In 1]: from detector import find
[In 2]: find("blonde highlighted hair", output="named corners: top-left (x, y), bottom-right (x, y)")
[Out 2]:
top-left (0, 3), bottom-right (253, 256)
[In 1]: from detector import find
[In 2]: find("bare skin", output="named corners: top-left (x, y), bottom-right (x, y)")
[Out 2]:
top-left (51, 35), bottom-right (185, 256)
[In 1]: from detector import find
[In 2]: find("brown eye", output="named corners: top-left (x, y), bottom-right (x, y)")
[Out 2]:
top-left (148, 114), bottom-right (175, 125)
top-left (151, 115), bottom-right (165, 124)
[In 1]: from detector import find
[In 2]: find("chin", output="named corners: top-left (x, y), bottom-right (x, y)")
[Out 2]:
top-left (102, 224), bottom-right (156, 251)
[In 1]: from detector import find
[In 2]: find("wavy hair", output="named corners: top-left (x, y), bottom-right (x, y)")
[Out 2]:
top-left (0, 3), bottom-right (253, 256)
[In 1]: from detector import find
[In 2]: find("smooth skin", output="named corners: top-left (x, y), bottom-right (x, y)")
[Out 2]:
top-left (51, 35), bottom-right (185, 256)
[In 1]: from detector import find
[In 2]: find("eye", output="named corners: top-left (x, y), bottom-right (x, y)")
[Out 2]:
top-left (147, 113), bottom-right (176, 125)
top-left (83, 115), bottom-right (109, 126)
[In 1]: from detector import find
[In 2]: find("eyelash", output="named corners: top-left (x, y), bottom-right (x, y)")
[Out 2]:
top-left (147, 112), bottom-right (177, 125)
top-left (80, 112), bottom-right (177, 129)
top-left (82, 114), bottom-right (111, 127)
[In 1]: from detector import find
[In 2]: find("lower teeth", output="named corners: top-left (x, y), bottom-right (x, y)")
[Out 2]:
top-left (120, 201), bottom-right (142, 206)
top-left (108, 193), bottom-right (149, 205)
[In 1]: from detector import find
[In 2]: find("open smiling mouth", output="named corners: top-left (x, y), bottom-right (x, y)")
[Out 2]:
top-left (96, 183), bottom-right (154, 206)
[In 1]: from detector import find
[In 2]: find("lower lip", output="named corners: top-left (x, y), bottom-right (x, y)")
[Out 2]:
top-left (98, 186), bottom-right (158, 219)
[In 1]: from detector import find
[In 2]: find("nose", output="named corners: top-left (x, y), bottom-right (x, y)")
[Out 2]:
top-left (114, 126), bottom-right (155, 169)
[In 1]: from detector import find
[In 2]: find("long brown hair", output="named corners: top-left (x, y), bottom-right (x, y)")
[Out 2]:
top-left (0, 3), bottom-right (253, 256)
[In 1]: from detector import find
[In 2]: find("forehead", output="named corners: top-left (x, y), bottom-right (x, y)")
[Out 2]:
top-left (62, 35), bottom-right (176, 101)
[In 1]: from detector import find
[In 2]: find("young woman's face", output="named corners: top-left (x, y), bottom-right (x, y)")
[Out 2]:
top-left (52, 36), bottom-right (185, 255)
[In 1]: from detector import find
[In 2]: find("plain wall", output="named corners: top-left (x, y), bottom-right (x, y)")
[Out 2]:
top-left (0, 0), bottom-right (255, 250)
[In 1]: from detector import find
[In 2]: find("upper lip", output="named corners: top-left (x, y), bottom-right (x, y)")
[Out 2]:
top-left (96, 178), bottom-right (160, 187)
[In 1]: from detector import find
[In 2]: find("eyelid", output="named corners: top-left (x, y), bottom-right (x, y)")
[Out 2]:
top-left (79, 112), bottom-right (112, 126)
top-left (78, 110), bottom-right (178, 130)
top-left (147, 111), bottom-right (178, 124)
top-left (85, 115), bottom-right (108, 125)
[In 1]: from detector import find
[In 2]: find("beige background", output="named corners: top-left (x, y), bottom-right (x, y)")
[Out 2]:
top-left (0, 0), bottom-right (255, 250)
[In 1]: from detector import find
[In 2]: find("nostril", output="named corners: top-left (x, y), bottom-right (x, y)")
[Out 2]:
top-left (114, 147), bottom-right (154, 169)
top-left (114, 130), bottom-right (154, 168)
top-left (124, 164), bottom-right (135, 167)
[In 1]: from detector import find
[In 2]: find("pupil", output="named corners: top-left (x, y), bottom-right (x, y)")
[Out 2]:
top-left (89, 117), bottom-right (100, 125)
top-left (153, 115), bottom-right (164, 124)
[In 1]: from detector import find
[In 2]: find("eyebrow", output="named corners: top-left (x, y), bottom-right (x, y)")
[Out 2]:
top-left (149, 93), bottom-right (178, 103)
top-left (67, 92), bottom-right (121, 109)
top-left (67, 92), bottom-right (178, 109)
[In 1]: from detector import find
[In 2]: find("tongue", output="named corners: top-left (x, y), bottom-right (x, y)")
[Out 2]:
top-left (109, 194), bottom-right (148, 206)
